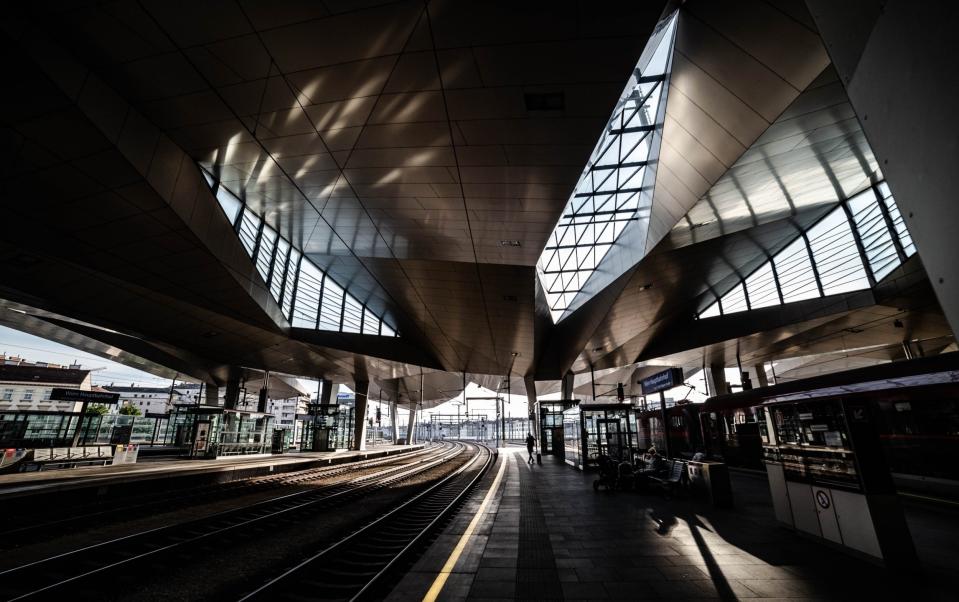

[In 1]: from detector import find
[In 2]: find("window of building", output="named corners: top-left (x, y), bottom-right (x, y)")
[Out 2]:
top-left (23, 390), bottom-right (34, 401)
top-left (2, 389), bottom-right (13, 400)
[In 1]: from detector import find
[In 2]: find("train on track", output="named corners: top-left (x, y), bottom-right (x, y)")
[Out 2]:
top-left (636, 377), bottom-right (959, 497)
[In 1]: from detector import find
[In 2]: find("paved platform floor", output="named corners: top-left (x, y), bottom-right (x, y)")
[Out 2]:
top-left (0, 444), bottom-right (423, 497)
top-left (389, 449), bottom-right (955, 601)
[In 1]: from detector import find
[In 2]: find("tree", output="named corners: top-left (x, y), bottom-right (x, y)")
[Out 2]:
top-left (86, 404), bottom-right (109, 415)
top-left (118, 404), bottom-right (142, 416)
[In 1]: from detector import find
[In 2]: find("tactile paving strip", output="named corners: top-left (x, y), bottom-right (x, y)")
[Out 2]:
top-left (516, 463), bottom-right (564, 600)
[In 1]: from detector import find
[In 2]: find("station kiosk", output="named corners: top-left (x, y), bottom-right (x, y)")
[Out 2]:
top-left (165, 405), bottom-right (275, 458)
top-left (761, 396), bottom-right (918, 568)
top-left (538, 400), bottom-right (577, 457)
top-left (299, 403), bottom-right (342, 452)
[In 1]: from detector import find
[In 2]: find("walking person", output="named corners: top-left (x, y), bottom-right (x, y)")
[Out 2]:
top-left (526, 432), bottom-right (536, 464)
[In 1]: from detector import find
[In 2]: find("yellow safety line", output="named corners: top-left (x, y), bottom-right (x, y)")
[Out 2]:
top-left (422, 451), bottom-right (509, 602)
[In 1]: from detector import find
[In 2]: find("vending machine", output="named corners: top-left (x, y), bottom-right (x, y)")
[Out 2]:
top-left (761, 397), bottom-right (917, 568)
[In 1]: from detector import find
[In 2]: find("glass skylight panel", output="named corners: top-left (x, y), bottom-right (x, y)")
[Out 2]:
top-left (215, 185), bottom-right (242, 226)
top-left (536, 13), bottom-right (676, 322)
top-left (699, 300), bottom-right (721, 318)
top-left (319, 276), bottom-right (344, 332)
top-left (200, 165), bottom-right (399, 336)
top-left (255, 224), bottom-right (277, 281)
top-left (721, 282), bottom-right (748, 314)
top-left (362, 308), bottom-right (379, 335)
top-left (342, 295), bottom-right (363, 334)
top-left (237, 209), bottom-right (260, 257)
top-left (774, 237), bottom-right (819, 303)
top-left (693, 180), bottom-right (918, 321)
top-left (806, 207), bottom-right (870, 295)
top-left (878, 183), bottom-right (916, 257)
top-left (847, 189), bottom-right (899, 281)
top-left (744, 262), bottom-right (779, 309)
top-left (291, 260), bottom-right (322, 328)
top-left (270, 238), bottom-right (291, 301)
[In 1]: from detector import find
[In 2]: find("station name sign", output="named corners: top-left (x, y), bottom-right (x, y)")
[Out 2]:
top-left (50, 388), bottom-right (120, 404)
top-left (639, 368), bottom-right (684, 395)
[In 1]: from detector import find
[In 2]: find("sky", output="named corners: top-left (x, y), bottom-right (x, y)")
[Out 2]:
top-left (0, 325), bottom-right (174, 388)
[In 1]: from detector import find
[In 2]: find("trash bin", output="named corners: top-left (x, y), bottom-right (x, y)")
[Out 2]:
top-left (687, 461), bottom-right (733, 507)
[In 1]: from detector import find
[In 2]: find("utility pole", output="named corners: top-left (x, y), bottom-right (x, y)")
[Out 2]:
top-left (504, 376), bottom-right (510, 444)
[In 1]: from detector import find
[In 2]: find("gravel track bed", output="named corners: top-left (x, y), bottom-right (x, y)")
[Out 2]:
top-left (73, 451), bottom-right (472, 601)
top-left (0, 450), bottom-right (440, 571)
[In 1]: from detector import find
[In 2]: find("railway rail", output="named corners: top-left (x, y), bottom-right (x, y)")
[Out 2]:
top-left (0, 445), bottom-right (431, 543)
top-left (0, 441), bottom-right (477, 601)
top-left (240, 441), bottom-right (495, 601)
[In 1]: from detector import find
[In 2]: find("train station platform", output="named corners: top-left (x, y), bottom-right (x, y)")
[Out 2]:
top-left (389, 449), bottom-right (956, 601)
top-left (0, 444), bottom-right (423, 501)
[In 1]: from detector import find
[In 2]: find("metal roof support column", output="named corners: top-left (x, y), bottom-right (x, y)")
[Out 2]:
top-left (389, 400), bottom-right (398, 445)
top-left (205, 383), bottom-right (219, 407)
top-left (801, 232), bottom-right (825, 297)
top-left (754, 363), bottom-right (769, 388)
top-left (873, 184), bottom-right (909, 263)
top-left (841, 202), bottom-right (878, 287)
top-left (351, 380), bottom-right (368, 451)
top-left (706, 364), bottom-right (726, 398)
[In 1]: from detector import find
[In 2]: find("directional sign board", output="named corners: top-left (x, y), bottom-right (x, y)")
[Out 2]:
top-left (50, 388), bottom-right (120, 404)
top-left (639, 368), bottom-right (684, 395)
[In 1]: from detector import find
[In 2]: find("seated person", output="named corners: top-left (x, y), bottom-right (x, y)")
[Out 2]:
top-left (692, 449), bottom-right (706, 462)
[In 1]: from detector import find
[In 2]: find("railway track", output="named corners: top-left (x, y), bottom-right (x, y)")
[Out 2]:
top-left (0, 445), bottom-right (432, 543)
top-left (0, 442), bottom-right (472, 601)
top-left (240, 441), bottom-right (495, 602)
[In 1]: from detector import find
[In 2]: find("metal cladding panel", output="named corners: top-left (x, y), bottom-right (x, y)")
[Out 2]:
top-left (8, 0), bottom-right (668, 378)
top-left (667, 67), bottom-right (877, 251)
top-left (830, 488), bottom-right (882, 558)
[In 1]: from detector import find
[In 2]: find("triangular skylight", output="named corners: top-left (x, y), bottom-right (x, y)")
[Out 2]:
top-left (537, 13), bottom-right (677, 322)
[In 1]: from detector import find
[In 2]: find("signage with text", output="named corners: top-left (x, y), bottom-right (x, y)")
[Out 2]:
top-left (639, 368), bottom-right (684, 395)
top-left (50, 388), bottom-right (120, 404)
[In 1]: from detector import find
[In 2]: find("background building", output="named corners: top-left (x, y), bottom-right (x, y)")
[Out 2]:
top-left (0, 356), bottom-right (93, 413)
top-left (105, 382), bottom-right (218, 415)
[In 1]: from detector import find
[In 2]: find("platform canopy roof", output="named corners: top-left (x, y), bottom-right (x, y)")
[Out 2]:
top-left (0, 0), bottom-right (952, 408)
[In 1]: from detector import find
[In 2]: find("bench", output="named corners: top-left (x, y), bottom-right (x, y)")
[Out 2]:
top-left (647, 459), bottom-right (687, 497)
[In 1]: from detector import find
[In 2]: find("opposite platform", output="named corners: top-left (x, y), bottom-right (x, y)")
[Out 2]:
top-left (0, 444), bottom-right (424, 500)
top-left (389, 448), bottom-right (956, 601)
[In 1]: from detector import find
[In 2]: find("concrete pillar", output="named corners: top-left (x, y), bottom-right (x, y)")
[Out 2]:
top-left (525, 375), bottom-right (538, 447)
top-left (205, 384), bottom-right (219, 407)
top-left (319, 379), bottom-right (333, 406)
top-left (225, 377), bottom-right (240, 410)
top-left (257, 371), bottom-right (270, 413)
top-left (351, 380), bottom-right (369, 451)
top-left (806, 0), bottom-right (959, 335)
top-left (706, 364), bottom-right (727, 397)
top-left (406, 402), bottom-right (417, 445)
top-left (754, 363), bottom-right (769, 388)
top-left (561, 371), bottom-right (575, 400)
top-left (389, 401), bottom-right (398, 444)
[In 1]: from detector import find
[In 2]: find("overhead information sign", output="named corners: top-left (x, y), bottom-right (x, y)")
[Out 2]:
top-left (50, 388), bottom-right (120, 404)
top-left (639, 368), bottom-right (684, 395)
